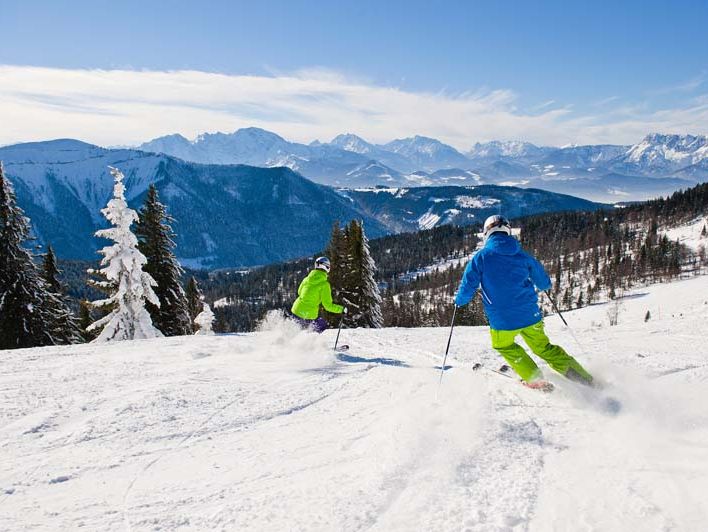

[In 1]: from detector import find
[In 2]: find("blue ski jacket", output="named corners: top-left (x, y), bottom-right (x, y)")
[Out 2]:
top-left (455, 232), bottom-right (551, 331)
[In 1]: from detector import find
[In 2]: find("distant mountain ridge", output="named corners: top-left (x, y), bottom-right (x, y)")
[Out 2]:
top-left (340, 185), bottom-right (603, 233)
top-left (0, 139), bottom-right (389, 268)
top-left (1, 139), bottom-right (605, 268)
top-left (139, 129), bottom-right (708, 202)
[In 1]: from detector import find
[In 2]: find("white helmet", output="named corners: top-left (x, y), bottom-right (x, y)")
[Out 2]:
top-left (314, 256), bottom-right (331, 273)
top-left (483, 215), bottom-right (512, 240)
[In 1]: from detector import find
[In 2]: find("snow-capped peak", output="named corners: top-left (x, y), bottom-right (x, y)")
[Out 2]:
top-left (0, 138), bottom-right (106, 164)
top-left (380, 136), bottom-right (471, 171)
top-left (384, 135), bottom-right (448, 155)
top-left (329, 133), bottom-right (375, 154)
top-left (382, 136), bottom-right (465, 159)
top-left (194, 127), bottom-right (287, 146)
top-left (625, 133), bottom-right (708, 166)
top-left (468, 140), bottom-right (541, 159)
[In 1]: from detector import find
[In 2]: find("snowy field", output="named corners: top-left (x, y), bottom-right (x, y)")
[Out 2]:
top-left (661, 216), bottom-right (708, 251)
top-left (2, 277), bottom-right (708, 531)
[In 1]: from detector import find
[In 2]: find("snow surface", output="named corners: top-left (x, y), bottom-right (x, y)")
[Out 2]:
top-left (456, 195), bottom-right (501, 209)
top-left (417, 210), bottom-right (441, 230)
top-left (2, 277), bottom-right (708, 530)
top-left (661, 216), bottom-right (708, 251)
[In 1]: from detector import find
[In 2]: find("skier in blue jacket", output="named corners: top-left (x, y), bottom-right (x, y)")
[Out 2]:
top-left (455, 215), bottom-right (593, 389)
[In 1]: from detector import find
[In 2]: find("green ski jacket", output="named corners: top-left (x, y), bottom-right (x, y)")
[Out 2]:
top-left (291, 269), bottom-right (343, 319)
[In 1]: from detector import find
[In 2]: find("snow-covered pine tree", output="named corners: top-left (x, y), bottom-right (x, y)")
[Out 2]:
top-left (87, 167), bottom-right (162, 342)
top-left (41, 245), bottom-right (83, 344)
top-left (185, 276), bottom-right (204, 323)
top-left (0, 163), bottom-right (59, 349)
top-left (194, 300), bottom-right (215, 335)
top-left (341, 220), bottom-right (383, 328)
top-left (136, 184), bottom-right (192, 336)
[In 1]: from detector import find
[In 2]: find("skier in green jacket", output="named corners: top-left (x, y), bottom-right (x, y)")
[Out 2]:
top-left (290, 257), bottom-right (345, 332)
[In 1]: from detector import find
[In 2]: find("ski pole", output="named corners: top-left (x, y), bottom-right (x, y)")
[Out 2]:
top-left (333, 312), bottom-right (344, 351)
top-left (545, 291), bottom-right (568, 327)
top-left (545, 290), bottom-right (589, 356)
top-left (436, 305), bottom-right (457, 397)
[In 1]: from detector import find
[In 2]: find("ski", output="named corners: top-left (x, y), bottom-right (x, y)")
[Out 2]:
top-left (473, 362), bottom-right (554, 392)
top-left (473, 362), bottom-right (515, 380)
top-left (473, 362), bottom-right (621, 413)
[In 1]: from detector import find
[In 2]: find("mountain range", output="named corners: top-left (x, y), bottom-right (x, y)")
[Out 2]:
top-left (0, 139), bottom-right (602, 268)
top-left (140, 130), bottom-right (708, 202)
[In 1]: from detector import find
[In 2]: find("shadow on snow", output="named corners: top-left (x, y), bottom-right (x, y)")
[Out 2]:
top-left (336, 353), bottom-right (410, 368)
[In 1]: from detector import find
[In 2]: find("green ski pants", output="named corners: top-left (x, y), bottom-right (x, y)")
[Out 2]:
top-left (489, 320), bottom-right (593, 383)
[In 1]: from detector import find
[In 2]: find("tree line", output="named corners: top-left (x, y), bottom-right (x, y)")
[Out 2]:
top-left (0, 163), bottom-right (212, 350)
top-left (206, 223), bottom-right (485, 331)
top-left (205, 183), bottom-right (708, 331)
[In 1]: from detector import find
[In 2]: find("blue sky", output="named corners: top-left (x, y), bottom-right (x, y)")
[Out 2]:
top-left (1, 0), bottom-right (707, 147)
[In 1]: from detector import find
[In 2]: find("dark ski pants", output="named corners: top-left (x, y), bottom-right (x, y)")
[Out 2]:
top-left (289, 314), bottom-right (328, 334)
top-left (490, 320), bottom-right (593, 383)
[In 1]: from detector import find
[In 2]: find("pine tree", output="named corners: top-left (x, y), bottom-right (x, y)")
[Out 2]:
top-left (576, 290), bottom-right (584, 308)
top-left (357, 221), bottom-right (383, 327)
top-left (608, 281), bottom-right (616, 300)
top-left (325, 220), bottom-right (348, 326)
top-left (325, 221), bottom-right (347, 297)
top-left (78, 300), bottom-right (96, 342)
top-left (185, 276), bottom-right (204, 323)
top-left (0, 164), bottom-right (60, 349)
top-left (136, 184), bottom-right (191, 336)
top-left (456, 292), bottom-right (487, 326)
top-left (336, 222), bottom-right (357, 326)
top-left (194, 300), bottom-right (215, 335)
top-left (87, 167), bottom-right (162, 342)
top-left (41, 245), bottom-right (83, 344)
top-left (340, 220), bottom-right (383, 328)
top-left (42, 246), bottom-right (62, 294)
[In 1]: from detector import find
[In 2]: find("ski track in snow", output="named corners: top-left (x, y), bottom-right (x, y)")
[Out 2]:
top-left (2, 278), bottom-right (708, 530)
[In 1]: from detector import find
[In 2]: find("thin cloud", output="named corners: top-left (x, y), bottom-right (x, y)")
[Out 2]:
top-left (648, 73), bottom-right (706, 96)
top-left (593, 96), bottom-right (620, 108)
top-left (530, 100), bottom-right (557, 112)
top-left (0, 65), bottom-right (707, 149)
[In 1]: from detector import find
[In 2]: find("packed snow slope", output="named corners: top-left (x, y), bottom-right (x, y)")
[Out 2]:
top-left (2, 276), bottom-right (708, 531)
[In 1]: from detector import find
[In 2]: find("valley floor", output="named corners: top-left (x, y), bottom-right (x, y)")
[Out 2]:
top-left (2, 277), bottom-right (708, 531)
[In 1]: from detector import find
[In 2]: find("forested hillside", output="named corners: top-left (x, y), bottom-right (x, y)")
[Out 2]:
top-left (205, 183), bottom-right (708, 332)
